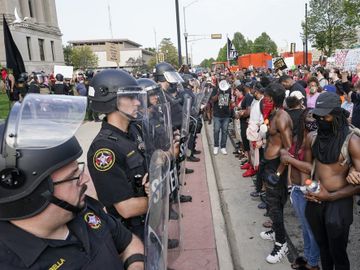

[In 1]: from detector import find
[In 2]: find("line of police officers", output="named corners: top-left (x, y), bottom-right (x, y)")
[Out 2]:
top-left (0, 62), bottom-right (204, 269)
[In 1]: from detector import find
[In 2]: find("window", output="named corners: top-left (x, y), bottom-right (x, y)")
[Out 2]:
top-left (50, 41), bottom-right (55, 61)
top-left (28, 0), bottom-right (33, 17)
top-left (26, 37), bottom-right (32, 60)
top-left (38, 39), bottom-right (45, 61)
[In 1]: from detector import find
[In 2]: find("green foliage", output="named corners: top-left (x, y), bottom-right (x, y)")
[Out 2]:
top-left (304, 0), bottom-right (360, 56)
top-left (199, 57), bottom-right (216, 69)
top-left (232, 32), bottom-right (252, 55)
top-left (217, 44), bottom-right (227, 61)
top-left (158, 38), bottom-right (179, 68)
top-left (215, 32), bottom-right (278, 63)
top-left (63, 45), bottom-right (73, 66)
top-left (0, 93), bottom-right (11, 119)
top-left (70, 46), bottom-right (98, 70)
top-left (253, 32), bottom-right (278, 56)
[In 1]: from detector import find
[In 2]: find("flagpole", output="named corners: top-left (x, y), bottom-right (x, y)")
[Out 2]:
top-left (226, 34), bottom-right (230, 68)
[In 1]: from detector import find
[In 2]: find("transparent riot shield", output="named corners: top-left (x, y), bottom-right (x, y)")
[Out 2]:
top-left (177, 96), bottom-right (192, 186)
top-left (145, 150), bottom-right (170, 270)
top-left (142, 102), bottom-right (173, 167)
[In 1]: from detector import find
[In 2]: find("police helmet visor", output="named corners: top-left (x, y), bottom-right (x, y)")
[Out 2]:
top-left (117, 88), bottom-right (148, 121)
top-left (145, 85), bottom-right (167, 106)
top-left (5, 94), bottom-right (87, 149)
top-left (163, 71), bottom-right (184, 84)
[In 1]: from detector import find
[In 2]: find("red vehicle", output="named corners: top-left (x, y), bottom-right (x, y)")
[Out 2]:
top-left (212, 52), bottom-right (273, 72)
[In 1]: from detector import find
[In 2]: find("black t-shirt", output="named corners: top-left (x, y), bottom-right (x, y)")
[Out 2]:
top-left (240, 93), bottom-right (253, 125)
top-left (0, 196), bottom-right (132, 269)
top-left (211, 87), bottom-right (232, 118)
top-left (351, 92), bottom-right (360, 128)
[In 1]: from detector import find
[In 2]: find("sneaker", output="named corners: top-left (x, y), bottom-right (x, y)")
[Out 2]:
top-left (221, 148), bottom-right (227, 155)
top-left (241, 162), bottom-right (252, 170)
top-left (260, 230), bottom-right (275, 241)
top-left (257, 202), bottom-right (267, 209)
top-left (266, 242), bottom-right (288, 264)
top-left (213, 147), bottom-right (219, 155)
top-left (250, 191), bottom-right (261, 197)
top-left (242, 168), bottom-right (257, 177)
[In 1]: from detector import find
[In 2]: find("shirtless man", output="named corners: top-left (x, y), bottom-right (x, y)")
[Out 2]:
top-left (303, 92), bottom-right (360, 270)
top-left (259, 83), bottom-right (293, 264)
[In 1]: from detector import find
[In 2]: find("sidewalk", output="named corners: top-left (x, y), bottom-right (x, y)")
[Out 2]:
top-left (75, 121), bottom-right (225, 269)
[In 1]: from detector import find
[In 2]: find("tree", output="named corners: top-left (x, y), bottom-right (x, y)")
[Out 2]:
top-left (63, 45), bottom-right (73, 66)
top-left (216, 44), bottom-right (227, 61)
top-left (303, 0), bottom-right (360, 56)
top-left (252, 32), bottom-right (278, 56)
top-left (158, 38), bottom-right (178, 68)
top-left (232, 32), bottom-right (251, 55)
top-left (199, 57), bottom-right (215, 69)
top-left (70, 46), bottom-right (98, 70)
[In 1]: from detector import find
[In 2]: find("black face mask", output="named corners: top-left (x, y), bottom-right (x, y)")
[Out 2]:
top-left (316, 119), bottom-right (333, 134)
top-left (168, 83), bottom-right (177, 94)
top-left (305, 120), bottom-right (317, 132)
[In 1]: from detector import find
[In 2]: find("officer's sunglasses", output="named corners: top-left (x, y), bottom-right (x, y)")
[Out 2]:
top-left (53, 162), bottom-right (85, 186)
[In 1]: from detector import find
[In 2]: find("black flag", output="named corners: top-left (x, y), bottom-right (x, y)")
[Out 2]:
top-left (227, 38), bottom-right (238, 61)
top-left (3, 15), bottom-right (26, 80)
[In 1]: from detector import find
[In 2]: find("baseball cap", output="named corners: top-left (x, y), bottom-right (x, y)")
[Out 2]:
top-left (323, 84), bottom-right (336, 93)
top-left (312, 92), bottom-right (341, 116)
top-left (290, 90), bottom-right (305, 100)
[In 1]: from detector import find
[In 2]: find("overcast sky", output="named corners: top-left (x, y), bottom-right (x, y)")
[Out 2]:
top-left (55, 0), bottom-right (309, 65)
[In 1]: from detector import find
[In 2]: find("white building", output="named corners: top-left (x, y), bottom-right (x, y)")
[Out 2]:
top-left (0, 0), bottom-right (64, 73)
top-left (68, 39), bottom-right (155, 70)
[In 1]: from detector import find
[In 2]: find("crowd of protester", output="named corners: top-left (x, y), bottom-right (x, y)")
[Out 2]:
top-left (201, 63), bottom-right (360, 269)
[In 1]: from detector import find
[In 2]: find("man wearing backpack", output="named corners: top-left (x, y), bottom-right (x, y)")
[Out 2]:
top-left (304, 92), bottom-right (360, 270)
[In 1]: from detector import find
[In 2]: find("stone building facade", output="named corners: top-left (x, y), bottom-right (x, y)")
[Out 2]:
top-left (0, 0), bottom-right (64, 74)
top-left (69, 39), bottom-right (155, 70)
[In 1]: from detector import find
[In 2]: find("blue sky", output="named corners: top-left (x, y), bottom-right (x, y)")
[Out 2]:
top-left (55, 0), bottom-right (309, 65)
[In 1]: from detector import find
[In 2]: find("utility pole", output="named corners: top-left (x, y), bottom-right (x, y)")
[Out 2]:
top-left (175, 0), bottom-right (182, 66)
top-left (305, 3), bottom-right (308, 66)
top-left (107, 0), bottom-right (113, 39)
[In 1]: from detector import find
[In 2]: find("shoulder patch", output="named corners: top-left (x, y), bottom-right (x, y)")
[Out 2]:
top-left (84, 212), bottom-right (102, 229)
top-left (93, 148), bottom-right (116, 171)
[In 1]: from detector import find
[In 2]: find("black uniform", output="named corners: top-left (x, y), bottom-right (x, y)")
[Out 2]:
top-left (87, 121), bottom-right (147, 239)
top-left (53, 82), bottom-right (70, 95)
top-left (0, 196), bottom-right (132, 270)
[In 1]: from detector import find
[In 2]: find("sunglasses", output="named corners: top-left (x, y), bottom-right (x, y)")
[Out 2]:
top-left (53, 162), bottom-right (85, 186)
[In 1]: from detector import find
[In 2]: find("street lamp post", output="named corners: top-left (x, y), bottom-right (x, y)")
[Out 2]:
top-left (175, 0), bottom-right (182, 66)
top-left (183, 0), bottom-right (199, 65)
top-left (184, 32), bottom-right (189, 65)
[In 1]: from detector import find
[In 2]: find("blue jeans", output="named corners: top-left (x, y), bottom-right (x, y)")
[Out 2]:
top-left (213, 117), bottom-right (229, 148)
top-left (291, 186), bottom-right (320, 267)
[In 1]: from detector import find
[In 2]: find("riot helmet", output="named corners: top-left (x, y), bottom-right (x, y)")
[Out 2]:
top-left (137, 78), bottom-right (167, 106)
top-left (85, 69), bottom-right (94, 80)
top-left (88, 69), bottom-right (143, 114)
top-left (153, 62), bottom-right (184, 84)
top-left (0, 94), bottom-right (87, 220)
top-left (17, 72), bottom-right (28, 83)
top-left (55, 73), bottom-right (64, 82)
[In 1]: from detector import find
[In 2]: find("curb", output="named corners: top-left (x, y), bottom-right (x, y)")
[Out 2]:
top-left (201, 126), bottom-right (234, 270)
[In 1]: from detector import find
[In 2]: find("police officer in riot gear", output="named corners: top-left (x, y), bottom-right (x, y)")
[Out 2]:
top-left (87, 69), bottom-right (149, 240)
top-left (0, 94), bottom-right (145, 270)
top-left (52, 73), bottom-right (71, 95)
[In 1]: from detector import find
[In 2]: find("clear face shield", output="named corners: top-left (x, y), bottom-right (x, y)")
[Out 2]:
top-left (144, 85), bottom-right (168, 106)
top-left (163, 71), bottom-right (184, 84)
top-left (116, 88), bottom-right (148, 121)
top-left (5, 94), bottom-right (87, 149)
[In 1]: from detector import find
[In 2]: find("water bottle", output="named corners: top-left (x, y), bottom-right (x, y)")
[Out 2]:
top-left (305, 179), bottom-right (320, 193)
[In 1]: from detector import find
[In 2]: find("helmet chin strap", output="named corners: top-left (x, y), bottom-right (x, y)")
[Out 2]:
top-left (41, 191), bottom-right (83, 214)
top-left (117, 108), bottom-right (142, 122)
